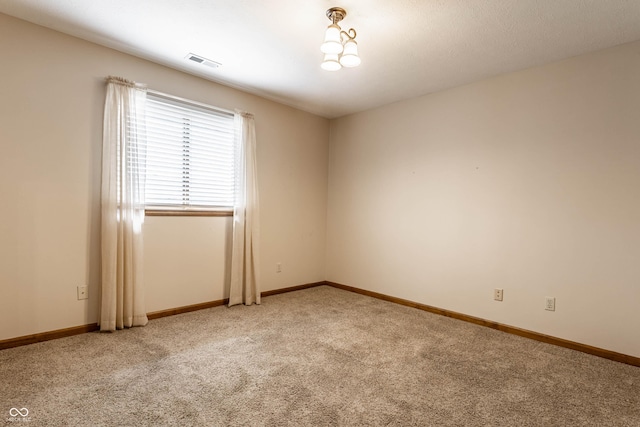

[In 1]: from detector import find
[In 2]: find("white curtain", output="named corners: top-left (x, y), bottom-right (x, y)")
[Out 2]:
top-left (229, 112), bottom-right (261, 306)
top-left (100, 76), bottom-right (149, 331)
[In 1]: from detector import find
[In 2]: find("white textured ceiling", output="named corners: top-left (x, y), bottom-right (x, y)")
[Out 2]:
top-left (1, 0), bottom-right (640, 118)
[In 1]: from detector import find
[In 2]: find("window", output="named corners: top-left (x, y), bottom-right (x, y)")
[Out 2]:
top-left (144, 92), bottom-right (235, 213)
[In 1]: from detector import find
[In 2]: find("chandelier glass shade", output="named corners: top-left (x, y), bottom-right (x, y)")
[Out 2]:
top-left (339, 35), bottom-right (361, 67)
top-left (321, 53), bottom-right (342, 71)
top-left (321, 24), bottom-right (343, 54)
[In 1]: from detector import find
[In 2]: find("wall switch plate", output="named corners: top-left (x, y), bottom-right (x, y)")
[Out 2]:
top-left (276, 263), bottom-right (282, 273)
top-left (77, 286), bottom-right (88, 300)
top-left (494, 288), bottom-right (503, 301)
top-left (545, 297), bottom-right (556, 311)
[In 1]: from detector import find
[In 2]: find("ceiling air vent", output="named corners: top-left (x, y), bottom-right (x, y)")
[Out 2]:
top-left (185, 53), bottom-right (221, 69)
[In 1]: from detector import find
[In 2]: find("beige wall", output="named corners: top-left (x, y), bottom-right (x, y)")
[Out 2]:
top-left (0, 14), bottom-right (329, 341)
top-left (327, 41), bottom-right (640, 357)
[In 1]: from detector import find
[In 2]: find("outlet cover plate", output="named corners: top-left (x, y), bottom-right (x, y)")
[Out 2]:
top-left (545, 297), bottom-right (555, 311)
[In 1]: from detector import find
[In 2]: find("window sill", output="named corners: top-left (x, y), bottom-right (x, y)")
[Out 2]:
top-left (145, 209), bottom-right (233, 217)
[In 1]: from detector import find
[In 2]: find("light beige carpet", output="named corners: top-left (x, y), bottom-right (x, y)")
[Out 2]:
top-left (1, 286), bottom-right (638, 426)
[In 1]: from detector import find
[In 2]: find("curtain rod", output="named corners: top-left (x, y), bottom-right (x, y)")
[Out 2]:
top-left (147, 89), bottom-right (235, 116)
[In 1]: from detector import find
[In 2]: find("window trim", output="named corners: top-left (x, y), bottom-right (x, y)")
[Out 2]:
top-left (147, 90), bottom-right (234, 116)
top-left (145, 209), bottom-right (233, 217)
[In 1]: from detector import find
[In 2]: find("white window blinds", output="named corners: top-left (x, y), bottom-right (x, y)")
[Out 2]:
top-left (144, 92), bottom-right (235, 210)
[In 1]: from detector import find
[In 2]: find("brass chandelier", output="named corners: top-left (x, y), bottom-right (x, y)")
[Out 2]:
top-left (320, 7), bottom-right (361, 71)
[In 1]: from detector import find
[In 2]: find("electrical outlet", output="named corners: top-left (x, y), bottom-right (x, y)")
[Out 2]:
top-left (494, 288), bottom-right (503, 301)
top-left (276, 263), bottom-right (282, 273)
top-left (77, 286), bottom-right (88, 300)
top-left (545, 297), bottom-right (555, 311)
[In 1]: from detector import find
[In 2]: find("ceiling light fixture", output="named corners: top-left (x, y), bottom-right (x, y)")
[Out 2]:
top-left (320, 7), bottom-right (361, 71)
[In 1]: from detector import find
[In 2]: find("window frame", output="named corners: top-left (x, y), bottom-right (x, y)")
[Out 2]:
top-left (143, 90), bottom-right (236, 217)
